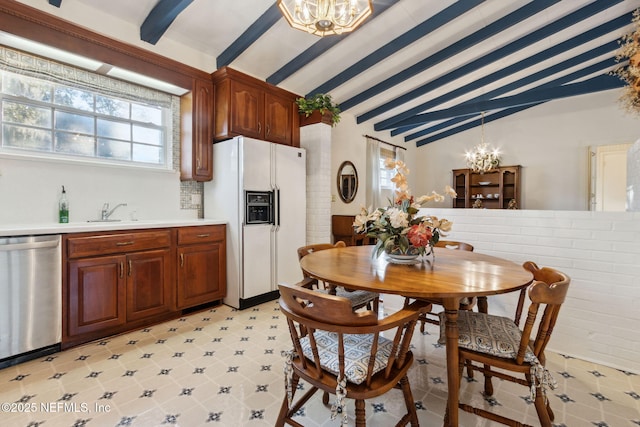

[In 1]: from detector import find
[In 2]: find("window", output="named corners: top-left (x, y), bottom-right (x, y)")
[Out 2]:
top-left (379, 146), bottom-right (395, 189)
top-left (0, 46), bottom-right (176, 169)
top-left (1, 70), bottom-right (170, 167)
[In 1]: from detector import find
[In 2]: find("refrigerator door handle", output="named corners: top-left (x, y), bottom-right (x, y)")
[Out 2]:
top-left (276, 187), bottom-right (281, 230)
top-left (270, 188), bottom-right (277, 227)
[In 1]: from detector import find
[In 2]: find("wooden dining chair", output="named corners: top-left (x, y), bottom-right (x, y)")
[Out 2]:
top-left (297, 241), bottom-right (380, 312)
top-left (417, 240), bottom-right (476, 332)
top-left (434, 240), bottom-right (474, 252)
top-left (441, 261), bottom-right (571, 427)
top-left (277, 282), bottom-right (430, 427)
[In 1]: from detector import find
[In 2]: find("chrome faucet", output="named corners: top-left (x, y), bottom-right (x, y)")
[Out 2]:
top-left (101, 203), bottom-right (127, 220)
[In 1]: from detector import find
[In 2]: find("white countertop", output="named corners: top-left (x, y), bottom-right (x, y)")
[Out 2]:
top-left (0, 219), bottom-right (226, 237)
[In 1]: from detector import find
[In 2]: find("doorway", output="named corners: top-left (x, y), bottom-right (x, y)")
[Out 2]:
top-left (589, 143), bottom-right (632, 211)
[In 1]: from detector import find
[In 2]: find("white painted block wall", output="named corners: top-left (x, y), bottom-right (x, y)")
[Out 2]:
top-left (385, 208), bottom-right (640, 374)
top-left (301, 124), bottom-right (332, 244)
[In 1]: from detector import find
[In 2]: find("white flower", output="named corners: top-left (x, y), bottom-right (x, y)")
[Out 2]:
top-left (353, 211), bottom-right (368, 233)
top-left (444, 185), bottom-right (457, 198)
top-left (387, 207), bottom-right (408, 229)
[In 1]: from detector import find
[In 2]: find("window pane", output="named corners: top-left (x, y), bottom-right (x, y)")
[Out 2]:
top-left (98, 138), bottom-right (131, 161)
top-left (55, 132), bottom-right (95, 156)
top-left (97, 118), bottom-right (130, 140)
top-left (1, 70), bottom-right (170, 168)
top-left (55, 111), bottom-right (94, 134)
top-left (3, 101), bottom-right (51, 127)
top-left (54, 86), bottom-right (94, 111)
top-left (2, 74), bottom-right (53, 102)
top-left (132, 103), bottom-right (162, 125)
top-left (2, 124), bottom-right (52, 151)
top-left (96, 95), bottom-right (130, 118)
top-left (132, 125), bottom-right (161, 145)
top-left (133, 143), bottom-right (162, 164)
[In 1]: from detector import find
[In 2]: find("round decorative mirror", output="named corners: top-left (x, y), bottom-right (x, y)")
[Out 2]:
top-left (337, 161), bottom-right (358, 203)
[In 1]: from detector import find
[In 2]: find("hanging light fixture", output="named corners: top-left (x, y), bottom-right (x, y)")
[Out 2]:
top-left (277, 0), bottom-right (373, 37)
top-left (465, 112), bottom-right (501, 173)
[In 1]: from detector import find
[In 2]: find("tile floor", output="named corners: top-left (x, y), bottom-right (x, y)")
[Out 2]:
top-left (0, 300), bottom-right (638, 427)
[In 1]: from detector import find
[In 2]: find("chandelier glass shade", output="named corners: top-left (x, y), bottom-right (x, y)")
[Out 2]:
top-left (277, 0), bottom-right (373, 36)
top-left (465, 113), bottom-right (500, 173)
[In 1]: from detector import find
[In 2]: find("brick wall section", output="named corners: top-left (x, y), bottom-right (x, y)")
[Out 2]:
top-left (418, 207), bottom-right (640, 373)
top-left (301, 124), bottom-right (332, 244)
top-left (629, 139), bottom-right (640, 211)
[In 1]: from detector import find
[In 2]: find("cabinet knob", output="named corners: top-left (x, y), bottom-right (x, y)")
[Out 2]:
top-left (180, 253), bottom-right (184, 267)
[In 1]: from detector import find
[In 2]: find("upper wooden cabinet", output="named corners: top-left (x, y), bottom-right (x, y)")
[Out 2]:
top-left (212, 67), bottom-right (300, 147)
top-left (181, 78), bottom-right (214, 182)
top-left (452, 165), bottom-right (521, 209)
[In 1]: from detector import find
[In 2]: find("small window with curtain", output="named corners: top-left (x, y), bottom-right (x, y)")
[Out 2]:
top-left (379, 145), bottom-right (395, 190)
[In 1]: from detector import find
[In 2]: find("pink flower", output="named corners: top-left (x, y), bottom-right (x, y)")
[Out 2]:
top-left (407, 224), bottom-right (433, 247)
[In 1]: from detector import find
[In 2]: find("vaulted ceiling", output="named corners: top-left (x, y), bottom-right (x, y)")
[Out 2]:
top-left (43, 0), bottom-right (638, 148)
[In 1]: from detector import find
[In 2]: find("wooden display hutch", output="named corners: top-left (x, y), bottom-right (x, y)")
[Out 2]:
top-left (452, 165), bottom-right (521, 209)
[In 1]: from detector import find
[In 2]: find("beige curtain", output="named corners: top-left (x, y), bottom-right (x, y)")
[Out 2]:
top-left (365, 136), bottom-right (381, 209)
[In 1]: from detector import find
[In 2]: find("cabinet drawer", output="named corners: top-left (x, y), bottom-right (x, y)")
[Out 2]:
top-left (177, 225), bottom-right (225, 245)
top-left (67, 230), bottom-right (172, 258)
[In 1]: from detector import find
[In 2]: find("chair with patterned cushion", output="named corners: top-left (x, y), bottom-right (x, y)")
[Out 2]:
top-left (417, 240), bottom-right (476, 332)
top-left (297, 242), bottom-right (380, 312)
top-left (276, 282), bottom-right (430, 427)
top-left (439, 261), bottom-right (571, 427)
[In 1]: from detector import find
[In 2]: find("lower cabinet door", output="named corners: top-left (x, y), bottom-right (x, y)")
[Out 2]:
top-left (126, 248), bottom-right (173, 321)
top-left (68, 255), bottom-right (127, 336)
top-left (177, 243), bottom-right (225, 308)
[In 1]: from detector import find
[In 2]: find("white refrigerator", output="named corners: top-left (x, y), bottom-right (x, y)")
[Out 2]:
top-left (204, 136), bottom-right (306, 309)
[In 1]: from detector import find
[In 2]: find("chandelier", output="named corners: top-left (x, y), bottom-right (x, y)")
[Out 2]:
top-left (277, 0), bottom-right (373, 37)
top-left (465, 113), bottom-right (501, 173)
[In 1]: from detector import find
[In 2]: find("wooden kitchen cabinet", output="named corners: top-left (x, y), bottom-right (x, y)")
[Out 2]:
top-left (126, 248), bottom-right (173, 321)
top-left (64, 229), bottom-right (174, 347)
top-left (176, 225), bottom-right (226, 309)
top-left (68, 254), bottom-right (126, 337)
top-left (212, 66), bottom-right (300, 146)
top-left (181, 77), bottom-right (214, 182)
top-left (226, 79), bottom-right (263, 139)
top-left (62, 225), bottom-right (226, 349)
top-left (264, 92), bottom-right (295, 145)
top-left (452, 165), bottom-right (521, 209)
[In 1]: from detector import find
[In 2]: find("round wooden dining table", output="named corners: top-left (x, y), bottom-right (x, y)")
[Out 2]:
top-left (299, 245), bottom-right (533, 427)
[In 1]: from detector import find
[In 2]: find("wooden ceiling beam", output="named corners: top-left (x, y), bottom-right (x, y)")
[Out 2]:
top-left (0, 0), bottom-right (209, 88)
top-left (140, 0), bottom-right (194, 45)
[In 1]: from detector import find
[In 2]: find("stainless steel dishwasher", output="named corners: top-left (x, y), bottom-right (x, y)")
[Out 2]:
top-left (0, 235), bottom-right (61, 368)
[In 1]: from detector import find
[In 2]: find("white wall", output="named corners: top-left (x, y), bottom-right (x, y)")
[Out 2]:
top-left (411, 90), bottom-right (640, 211)
top-left (330, 113), bottom-right (417, 215)
top-left (408, 207), bottom-right (640, 374)
top-left (330, 90), bottom-right (640, 215)
top-left (0, 154), bottom-right (196, 225)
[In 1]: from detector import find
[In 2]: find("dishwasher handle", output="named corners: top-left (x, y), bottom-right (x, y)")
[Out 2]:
top-left (0, 239), bottom-right (61, 252)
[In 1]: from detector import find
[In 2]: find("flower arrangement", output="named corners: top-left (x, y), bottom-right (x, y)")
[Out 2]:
top-left (353, 159), bottom-right (456, 259)
top-left (611, 8), bottom-right (640, 115)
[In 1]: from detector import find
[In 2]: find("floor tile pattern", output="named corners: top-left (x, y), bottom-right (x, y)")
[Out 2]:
top-left (0, 301), bottom-right (638, 426)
